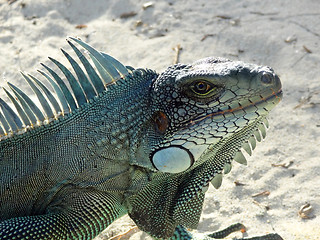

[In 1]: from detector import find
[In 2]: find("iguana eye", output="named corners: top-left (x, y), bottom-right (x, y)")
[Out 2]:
top-left (190, 80), bottom-right (216, 96)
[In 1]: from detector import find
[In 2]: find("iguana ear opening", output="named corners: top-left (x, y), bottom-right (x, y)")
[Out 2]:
top-left (151, 145), bottom-right (194, 173)
top-left (153, 111), bottom-right (169, 134)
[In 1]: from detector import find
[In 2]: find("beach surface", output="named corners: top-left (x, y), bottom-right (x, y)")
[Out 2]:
top-left (0, 0), bottom-right (319, 239)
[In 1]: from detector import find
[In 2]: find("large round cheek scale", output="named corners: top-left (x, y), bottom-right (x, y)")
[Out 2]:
top-left (151, 146), bottom-right (194, 173)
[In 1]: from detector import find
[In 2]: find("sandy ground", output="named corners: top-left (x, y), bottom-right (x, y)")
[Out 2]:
top-left (0, 0), bottom-right (319, 239)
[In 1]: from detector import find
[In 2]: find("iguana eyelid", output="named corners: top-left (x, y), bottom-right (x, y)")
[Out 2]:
top-left (182, 79), bottom-right (223, 101)
top-left (189, 80), bottom-right (216, 96)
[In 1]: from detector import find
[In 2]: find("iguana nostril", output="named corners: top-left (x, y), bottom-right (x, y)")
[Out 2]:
top-left (261, 72), bottom-right (274, 85)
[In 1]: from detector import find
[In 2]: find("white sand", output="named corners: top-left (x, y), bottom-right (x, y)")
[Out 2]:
top-left (0, 0), bottom-right (319, 239)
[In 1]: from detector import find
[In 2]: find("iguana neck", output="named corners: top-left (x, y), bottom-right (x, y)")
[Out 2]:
top-left (80, 70), bottom-right (157, 165)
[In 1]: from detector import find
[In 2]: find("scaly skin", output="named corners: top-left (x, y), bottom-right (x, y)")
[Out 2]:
top-left (0, 39), bottom-right (282, 239)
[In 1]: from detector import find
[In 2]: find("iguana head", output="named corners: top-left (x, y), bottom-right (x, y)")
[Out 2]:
top-left (148, 57), bottom-right (282, 174)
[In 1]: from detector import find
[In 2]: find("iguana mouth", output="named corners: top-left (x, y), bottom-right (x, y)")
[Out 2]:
top-left (190, 88), bottom-right (283, 127)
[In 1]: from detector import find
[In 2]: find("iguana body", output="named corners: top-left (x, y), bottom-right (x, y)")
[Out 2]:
top-left (0, 38), bottom-right (282, 239)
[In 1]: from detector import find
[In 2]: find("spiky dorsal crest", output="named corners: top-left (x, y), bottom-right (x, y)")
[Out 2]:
top-left (0, 37), bottom-right (130, 140)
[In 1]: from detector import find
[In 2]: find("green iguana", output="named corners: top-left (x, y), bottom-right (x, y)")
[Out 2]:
top-left (0, 38), bottom-right (283, 240)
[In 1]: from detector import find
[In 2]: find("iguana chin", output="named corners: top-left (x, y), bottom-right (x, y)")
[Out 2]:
top-left (0, 37), bottom-right (283, 240)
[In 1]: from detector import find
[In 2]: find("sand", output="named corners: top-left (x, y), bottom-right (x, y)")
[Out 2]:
top-left (0, 0), bottom-right (319, 239)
